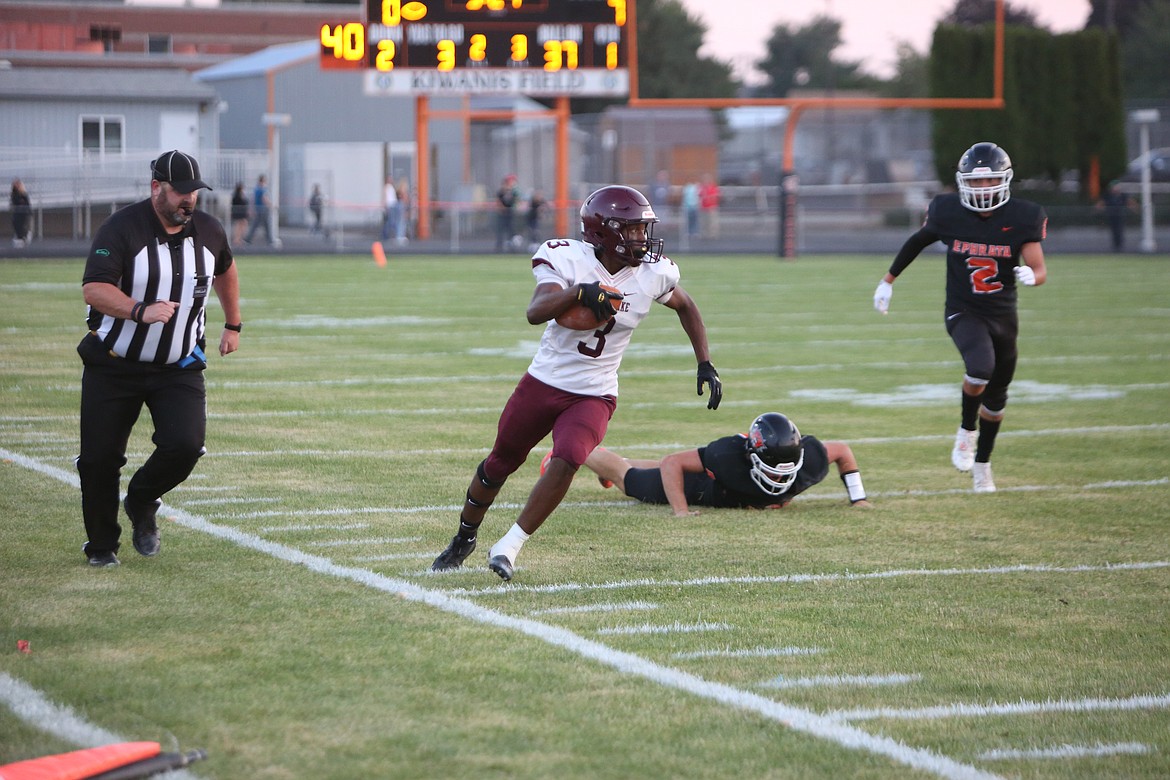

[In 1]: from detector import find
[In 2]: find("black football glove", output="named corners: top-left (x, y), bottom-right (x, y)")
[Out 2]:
top-left (577, 282), bottom-right (623, 320)
top-left (696, 360), bottom-right (722, 410)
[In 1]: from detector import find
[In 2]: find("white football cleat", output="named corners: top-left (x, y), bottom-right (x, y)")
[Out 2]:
top-left (972, 462), bottom-right (997, 493)
top-left (951, 426), bottom-right (977, 472)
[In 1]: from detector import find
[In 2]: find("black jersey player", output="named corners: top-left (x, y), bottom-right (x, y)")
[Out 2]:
top-left (872, 142), bottom-right (1048, 493)
top-left (564, 412), bottom-right (871, 514)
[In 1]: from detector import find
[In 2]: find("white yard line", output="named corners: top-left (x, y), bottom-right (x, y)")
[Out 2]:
top-left (762, 674), bottom-right (922, 690)
top-left (978, 742), bottom-right (1153, 760)
top-left (0, 673), bottom-right (202, 780)
top-left (531, 601), bottom-right (660, 616)
top-left (596, 621), bottom-right (733, 636)
top-left (828, 692), bottom-right (1170, 723)
top-left (675, 646), bottom-right (824, 659)
top-left (449, 560), bottom-right (1170, 598)
top-left (1, 447), bottom-right (1000, 780)
top-left (259, 522), bottom-right (371, 533)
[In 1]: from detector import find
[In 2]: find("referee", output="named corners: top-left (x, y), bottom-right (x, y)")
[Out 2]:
top-left (76, 150), bottom-right (242, 567)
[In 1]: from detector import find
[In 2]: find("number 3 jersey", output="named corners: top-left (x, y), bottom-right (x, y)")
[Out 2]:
top-left (527, 238), bottom-right (681, 397)
top-left (920, 193), bottom-right (1046, 316)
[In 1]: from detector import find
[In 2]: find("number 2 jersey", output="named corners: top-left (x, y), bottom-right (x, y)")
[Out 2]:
top-left (893, 193), bottom-right (1047, 317)
top-left (527, 238), bottom-right (681, 397)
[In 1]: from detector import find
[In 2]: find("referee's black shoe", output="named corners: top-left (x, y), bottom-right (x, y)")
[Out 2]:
top-left (83, 543), bottom-right (119, 567)
top-left (125, 497), bottom-right (161, 557)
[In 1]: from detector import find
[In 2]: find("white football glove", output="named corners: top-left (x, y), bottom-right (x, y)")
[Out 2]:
top-left (1014, 264), bottom-right (1036, 286)
top-left (873, 281), bottom-right (893, 314)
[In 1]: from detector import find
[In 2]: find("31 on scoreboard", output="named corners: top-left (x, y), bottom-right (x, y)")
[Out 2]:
top-left (320, 0), bottom-right (629, 74)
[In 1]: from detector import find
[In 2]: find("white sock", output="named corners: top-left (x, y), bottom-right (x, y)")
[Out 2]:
top-left (490, 523), bottom-right (530, 562)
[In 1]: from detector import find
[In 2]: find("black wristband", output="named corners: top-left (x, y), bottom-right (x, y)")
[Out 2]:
top-left (224, 322), bottom-right (243, 332)
top-left (130, 301), bottom-right (145, 323)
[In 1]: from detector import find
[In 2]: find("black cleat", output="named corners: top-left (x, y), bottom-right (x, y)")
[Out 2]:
top-left (125, 497), bottom-right (161, 557)
top-left (488, 554), bottom-right (514, 582)
top-left (431, 535), bottom-right (476, 571)
top-left (83, 543), bottom-right (119, 568)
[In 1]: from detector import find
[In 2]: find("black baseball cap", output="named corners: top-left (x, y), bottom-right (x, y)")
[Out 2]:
top-left (151, 150), bottom-right (212, 194)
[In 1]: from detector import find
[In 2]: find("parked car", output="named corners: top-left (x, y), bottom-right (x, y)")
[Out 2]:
top-left (1120, 147), bottom-right (1170, 182)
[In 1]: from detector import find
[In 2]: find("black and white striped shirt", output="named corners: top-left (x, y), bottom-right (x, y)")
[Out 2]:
top-left (83, 199), bottom-right (233, 364)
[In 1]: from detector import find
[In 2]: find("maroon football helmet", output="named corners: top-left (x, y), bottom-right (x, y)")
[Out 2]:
top-left (580, 185), bottom-right (663, 265)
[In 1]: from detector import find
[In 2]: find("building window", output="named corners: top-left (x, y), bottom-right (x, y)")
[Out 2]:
top-left (81, 116), bottom-right (125, 158)
top-left (147, 34), bottom-right (172, 55)
top-left (89, 25), bottom-right (121, 53)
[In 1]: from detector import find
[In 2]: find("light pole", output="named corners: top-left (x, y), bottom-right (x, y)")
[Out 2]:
top-left (262, 112), bottom-right (291, 249)
top-left (1130, 109), bottom-right (1160, 254)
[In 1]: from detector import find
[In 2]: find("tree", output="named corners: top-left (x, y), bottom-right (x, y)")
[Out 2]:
top-left (879, 43), bottom-right (930, 98)
top-left (929, 25), bottom-right (1127, 196)
top-left (1085, 0), bottom-right (1148, 35)
top-left (754, 16), bottom-right (877, 97)
top-left (569, 0), bottom-right (736, 112)
top-left (631, 0), bottom-right (737, 99)
top-left (941, 0), bottom-right (1044, 27)
top-left (1120, 0), bottom-right (1170, 99)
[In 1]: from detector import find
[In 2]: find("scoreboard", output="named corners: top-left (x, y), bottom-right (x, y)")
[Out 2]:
top-left (320, 0), bottom-right (631, 96)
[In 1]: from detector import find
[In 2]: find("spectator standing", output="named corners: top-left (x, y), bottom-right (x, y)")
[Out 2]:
top-left (76, 150), bottom-right (241, 567)
top-left (243, 174), bottom-right (272, 245)
top-left (381, 176), bottom-right (398, 242)
top-left (651, 170), bottom-right (672, 221)
top-left (10, 178), bottom-right (31, 247)
top-left (230, 182), bottom-right (248, 245)
top-left (1096, 180), bottom-right (1136, 253)
top-left (526, 187), bottom-right (547, 250)
top-left (699, 174), bottom-right (721, 239)
top-left (394, 178), bottom-right (410, 245)
top-left (495, 173), bottom-right (519, 252)
top-left (682, 181), bottom-right (700, 238)
top-left (308, 184), bottom-right (325, 236)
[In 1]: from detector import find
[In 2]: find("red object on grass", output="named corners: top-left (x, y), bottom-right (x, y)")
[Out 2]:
top-left (0, 742), bottom-right (161, 780)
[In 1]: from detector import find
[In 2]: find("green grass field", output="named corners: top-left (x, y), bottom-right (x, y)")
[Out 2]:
top-left (2, 252), bottom-right (1168, 779)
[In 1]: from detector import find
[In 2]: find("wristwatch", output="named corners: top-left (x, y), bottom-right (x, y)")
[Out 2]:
top-left (224, 322), bottom-right (243, 332)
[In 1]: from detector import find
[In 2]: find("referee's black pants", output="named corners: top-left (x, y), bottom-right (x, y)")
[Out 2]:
top-left (77, 335), bottom-right (206, 553)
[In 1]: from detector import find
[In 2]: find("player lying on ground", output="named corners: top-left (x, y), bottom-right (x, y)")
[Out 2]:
top-left (556, 412), bottom-right (871, 516)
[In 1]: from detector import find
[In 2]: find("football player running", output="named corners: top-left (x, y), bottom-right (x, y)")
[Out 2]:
top-left (572, 412), bottom-right (871, 516)
top-left (431, 185), bottom-right (722, 580)
top-left (873, 142), bottom-right (1048, 493)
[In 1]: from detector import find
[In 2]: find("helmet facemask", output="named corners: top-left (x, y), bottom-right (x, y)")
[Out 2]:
top-left (956, 142), bottom-right (1013, 212)
top-left (607, 218), bottom-right (663, 266)
top-left (748, 450), bottom-right (804, 496)
top-left (956, 168), bottom-right (1013, 212)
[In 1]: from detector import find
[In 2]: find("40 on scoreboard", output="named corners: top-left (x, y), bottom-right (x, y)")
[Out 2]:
top-left (320, 0), bottom-right (631, 96)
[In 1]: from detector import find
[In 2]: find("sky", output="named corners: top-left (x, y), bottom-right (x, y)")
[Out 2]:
top-left (127, 0), bottom-right (1092, 83)
top-left (677, 0), bottom-right (1092, 82)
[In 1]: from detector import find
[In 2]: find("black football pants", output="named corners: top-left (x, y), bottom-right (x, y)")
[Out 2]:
top-left (77, 339), bottom-right (206, 553)
top-left (945, 309), bottom-right (1019, 412)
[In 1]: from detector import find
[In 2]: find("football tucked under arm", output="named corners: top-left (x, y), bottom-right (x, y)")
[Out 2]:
top-left (556, 283), bottom-right (623, 330)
